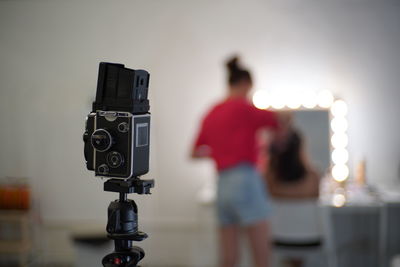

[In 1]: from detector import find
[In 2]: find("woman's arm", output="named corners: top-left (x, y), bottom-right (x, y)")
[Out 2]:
top-left (191, 114), bottom-right (211, 159)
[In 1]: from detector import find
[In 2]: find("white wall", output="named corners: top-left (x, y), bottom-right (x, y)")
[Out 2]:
top-left (0, 0), bottom-right (399, 225)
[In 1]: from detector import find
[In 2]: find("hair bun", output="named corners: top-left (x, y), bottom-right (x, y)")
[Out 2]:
top-left (225, 55), bottom-right (252, 85)
top-left (226, 56), bottom-right (241, 72)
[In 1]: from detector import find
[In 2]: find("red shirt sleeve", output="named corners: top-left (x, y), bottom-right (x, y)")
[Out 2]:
top-left (251, 106), bottom-right (279, 130)
top-left (194, 117), bottom-right (208, 149)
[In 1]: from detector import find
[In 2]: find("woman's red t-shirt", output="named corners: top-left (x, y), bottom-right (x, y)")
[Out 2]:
top-left (194, 97), bottom-right (279, 171)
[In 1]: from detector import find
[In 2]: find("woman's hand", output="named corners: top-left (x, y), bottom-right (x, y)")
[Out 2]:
top-left (191, 145), bottom-right (211, 159)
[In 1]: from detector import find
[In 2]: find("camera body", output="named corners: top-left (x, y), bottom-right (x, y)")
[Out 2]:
top-left (84, 63), bottom-right (150, 179)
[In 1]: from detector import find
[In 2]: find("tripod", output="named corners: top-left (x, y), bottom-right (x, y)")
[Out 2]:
top-left (102, 177), bottom-right (154, 267)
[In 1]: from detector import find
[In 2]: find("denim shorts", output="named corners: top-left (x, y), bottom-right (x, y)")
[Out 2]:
top-left (217, 163), bottom-right (271, 226)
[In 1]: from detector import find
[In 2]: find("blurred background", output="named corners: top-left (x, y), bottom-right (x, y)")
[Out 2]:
top-left (0, 0), bottom-right (400, 266)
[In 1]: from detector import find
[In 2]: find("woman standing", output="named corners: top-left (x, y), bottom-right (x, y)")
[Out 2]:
top-left (192, 56), bottom-right (279, 267)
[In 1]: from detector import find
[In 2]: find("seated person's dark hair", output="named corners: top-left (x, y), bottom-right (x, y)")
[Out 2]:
top-left (269, 130), bottom-right (306, 183)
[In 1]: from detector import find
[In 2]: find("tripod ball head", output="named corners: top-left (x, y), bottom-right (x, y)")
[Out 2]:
top-left (102, 246), bottom-right (145, 267)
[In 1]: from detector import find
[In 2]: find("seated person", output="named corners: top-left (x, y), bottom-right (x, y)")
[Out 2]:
top-left (265, 126), bottom-right (322, 267)
top-left (266, 129), bottom-right (319, 199)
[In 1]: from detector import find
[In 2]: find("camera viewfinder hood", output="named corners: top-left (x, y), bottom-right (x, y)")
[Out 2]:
top-left (93, 62), bottom-right (150, 114)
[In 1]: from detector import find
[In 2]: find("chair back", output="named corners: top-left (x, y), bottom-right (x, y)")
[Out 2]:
top-left (271, 198), bottom-right (322, 243)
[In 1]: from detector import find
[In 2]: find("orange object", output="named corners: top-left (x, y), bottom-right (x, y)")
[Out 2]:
top-left (0, 185), bottom-right (31, 210)
top-left (20, 186), bottom-right (30, 210)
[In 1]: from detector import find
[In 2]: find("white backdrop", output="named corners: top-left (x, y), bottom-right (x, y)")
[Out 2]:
top-left (0, 0), bottom-right (399, 225)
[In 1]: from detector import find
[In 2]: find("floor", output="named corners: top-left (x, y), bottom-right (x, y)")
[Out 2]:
top-left (72, 227), bottom-right (325, 267)
top-left (73, 226), bottom-right (249, 267)
top-left (0, 219), bottom-right (324, 267)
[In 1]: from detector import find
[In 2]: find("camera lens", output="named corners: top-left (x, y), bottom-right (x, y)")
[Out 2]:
top-left (91, 129), bottom-right (112, 152)
top-left (107, 151), bottom-right (124, 168)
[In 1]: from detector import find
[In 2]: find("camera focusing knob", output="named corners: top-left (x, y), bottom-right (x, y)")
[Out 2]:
top-left (98, 164), bottom-right (109, 175)
top-left (118, 122), bottom-right (129, 133)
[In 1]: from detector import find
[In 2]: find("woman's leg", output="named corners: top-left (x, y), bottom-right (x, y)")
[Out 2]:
top-left (219, 225), bottom-right (240, 267)
top-left (245, 220), bottom-right (271, 267)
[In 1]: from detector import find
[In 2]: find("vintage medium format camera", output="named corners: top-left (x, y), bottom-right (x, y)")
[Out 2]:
top-left (83, 62), bottom-right (154, 267)
top-left (83, 62), bottom-right (150, 179)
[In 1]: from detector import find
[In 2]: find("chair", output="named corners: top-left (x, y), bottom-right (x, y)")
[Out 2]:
top-left (270, 199), bottom-right (326, 267)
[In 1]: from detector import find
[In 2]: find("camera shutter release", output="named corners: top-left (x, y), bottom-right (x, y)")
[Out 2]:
top-left (91, 129), bottom-right (112, 152)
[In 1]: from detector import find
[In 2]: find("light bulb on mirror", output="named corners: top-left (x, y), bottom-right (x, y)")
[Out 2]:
top-left (287, 96), bottom-right (302, 109)
top-left (271, 95), bottom-right (285, 109)
top-left (331, 99), bottom-right (348, 117)
top-left (301, 91), bottom-right (317, 109)
top-left (331, 117), bottom-right (348, 133)
top-left (332, 148), bottom-right (349, 165)
top-left (331, 133), bottom-right (348, 148)
top-left (332, 164), bottom-right (349, 182)
top-left (332, 193), bottom-right (346, 207)
top-left (317, 90), bottom-right (334, 108)
top-left (252, 90), bottom-right (270, 110)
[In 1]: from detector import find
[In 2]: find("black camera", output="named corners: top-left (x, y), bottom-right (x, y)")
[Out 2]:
top-left (83, 63), bottom-right (154, 267)
top-left (83, 63), bottom-right (150, 179)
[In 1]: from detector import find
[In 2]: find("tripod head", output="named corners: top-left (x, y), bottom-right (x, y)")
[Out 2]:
top-left (102, 177), bottom-right (154, 267)
top-left (104, 178), bottom-right (154, 195)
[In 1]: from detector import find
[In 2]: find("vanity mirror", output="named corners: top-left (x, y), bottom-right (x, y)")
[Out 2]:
top-left (252, 90), bottom-right (349, 182)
